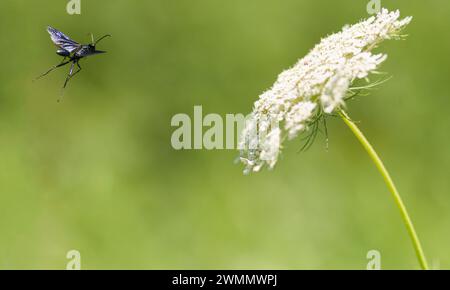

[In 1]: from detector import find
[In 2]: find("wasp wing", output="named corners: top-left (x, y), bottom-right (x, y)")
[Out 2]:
top-left (47, 26), bottom-right (80, 53)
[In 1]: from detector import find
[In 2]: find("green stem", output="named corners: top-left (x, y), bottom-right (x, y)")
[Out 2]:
top-left (339, 110), bottom-right (429, 270)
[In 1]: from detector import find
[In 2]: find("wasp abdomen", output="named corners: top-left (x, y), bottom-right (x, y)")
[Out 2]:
top-left (56, 49), bottom-right (70, 57)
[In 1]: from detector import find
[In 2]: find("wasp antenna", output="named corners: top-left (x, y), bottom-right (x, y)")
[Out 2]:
top-left (89, 33), bottom-right (95, 45)
top-left (94, 34), bottom-right (111, 46)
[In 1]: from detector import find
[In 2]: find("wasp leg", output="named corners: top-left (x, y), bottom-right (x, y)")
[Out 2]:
top-left (62, 61), bottom-right (82, 88)
top-left (62, 61), bottom-right (76, 90)
top-left (34, 57), bottom-right (70, 81)
top-left (70, 61), bottom-right (82, 80)
top-left (57, 61), bottom-right (76, 101)
top-left (58, 61), bottom-right (83, 101)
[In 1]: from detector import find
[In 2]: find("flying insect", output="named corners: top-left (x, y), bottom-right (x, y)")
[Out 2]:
top-left (35, 26), bottom-right (111, 96)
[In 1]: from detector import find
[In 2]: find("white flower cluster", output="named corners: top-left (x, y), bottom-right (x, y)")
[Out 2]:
top-left (240, 9), bottom-right (412, 174)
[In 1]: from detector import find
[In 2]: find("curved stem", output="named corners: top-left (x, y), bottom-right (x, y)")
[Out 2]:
top-left (339, 110), bottom-right (429, 270)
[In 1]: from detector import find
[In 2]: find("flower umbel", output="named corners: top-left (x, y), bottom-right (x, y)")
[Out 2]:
top-left (239, 9), bottom-right (412, 173)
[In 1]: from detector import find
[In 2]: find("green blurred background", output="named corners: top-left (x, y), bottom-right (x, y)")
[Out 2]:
top-left (0, 0), bottom-right (449, 269)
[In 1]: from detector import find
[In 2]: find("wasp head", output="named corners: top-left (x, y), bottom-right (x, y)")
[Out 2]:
top-left (89, 44), bottom-right (106, 54)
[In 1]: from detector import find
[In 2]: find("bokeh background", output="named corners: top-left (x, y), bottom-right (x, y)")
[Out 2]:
top-left (0, 0), bottom-right (449, 269)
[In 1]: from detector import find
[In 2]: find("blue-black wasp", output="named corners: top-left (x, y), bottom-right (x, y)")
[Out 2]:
top-left (35, 26), bottom-right (111, 96)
